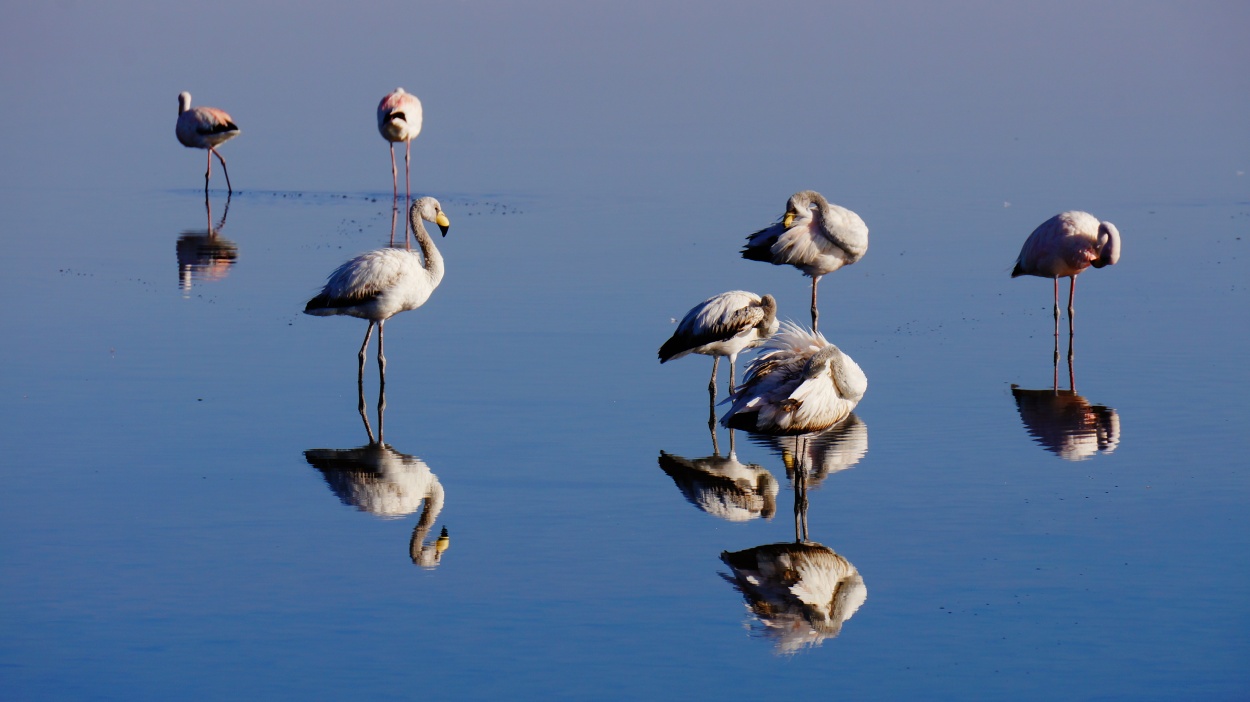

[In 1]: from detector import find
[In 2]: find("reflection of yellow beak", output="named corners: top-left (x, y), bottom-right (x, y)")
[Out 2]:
top-left (436, 528), bottom-right (450, 554)
top-left (783, 212), bottom-right (795, 228)
top-left (782, 449), bottom-right (795, 471)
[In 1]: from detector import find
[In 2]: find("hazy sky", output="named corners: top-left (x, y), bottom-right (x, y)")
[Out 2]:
top-left (2, 1), bottom-right (1246, 201)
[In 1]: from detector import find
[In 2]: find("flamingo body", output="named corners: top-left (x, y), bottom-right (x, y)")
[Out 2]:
top-left (743, 190), bottom-right (867, 331)
top-left (176, 92), bottom-right (240, 193)
top-left (377, 87), bottom-right (424, 201)
top-left (721, 322), bottom-right (867, 435)
top-left (1012, 210), bottom-right (1121, 328)
top-left (305, 198), bottom-right (451, 375)
top-left (659, 291), bottom-right (779, 394)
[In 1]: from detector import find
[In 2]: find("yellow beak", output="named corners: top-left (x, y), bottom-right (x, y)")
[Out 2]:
top-left (783, 212), bottom-right (795, 228)
top-left (436, 212), bottom-right (450, 228)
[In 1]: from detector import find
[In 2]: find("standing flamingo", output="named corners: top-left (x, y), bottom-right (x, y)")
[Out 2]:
top-left (660, 291), bottom-right (779, 393)
top-left (377, 88), bottom-right (424, 202)
top-left (1011, 211), bottom-right (1121, 336)
top-left (176, 92), bottom-right (240, 194)
top-left (742, 191), bottom-right (868, 333)
top-left (304, 198), bottom-right (451, 384)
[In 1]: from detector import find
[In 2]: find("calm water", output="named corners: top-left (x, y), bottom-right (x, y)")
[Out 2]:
top-left (3, 3), bottom-right (1248, 700)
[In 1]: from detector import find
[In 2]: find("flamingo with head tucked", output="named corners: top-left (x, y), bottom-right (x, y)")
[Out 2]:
top-left (1012, 211), bottom-right (1121, 336)
top-left (742, 190), bottom-right (868, 333)
top-left (176, 92), bottom-right (240, 194)
top-left (377, 87), bottom-right (424, 202)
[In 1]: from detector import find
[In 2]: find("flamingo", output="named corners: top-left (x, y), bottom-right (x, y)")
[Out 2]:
top-left (377, 88), bottom-right (424, 202)
top-left (176, 92), bottom-right (240, 194)
top-left (721, 322), bottom-right (867, 435)
top-left (659, 291), bottom-right (779, 396)
top-left (1011, 210), bottom-right (1121, 336)
top-left (304, 197), bottom-right (451, 383)
top-left (742, 191), bottom-right (868, 333)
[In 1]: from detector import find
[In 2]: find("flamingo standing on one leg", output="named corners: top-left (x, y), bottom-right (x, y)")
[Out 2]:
top-left (742, 191), bottom-right (868, 333)
top-left (377, 88), bottom-right (424, 203)
top-left (1011, 211), bottom-right (1121, 338)
top-left (176, 92), bottom-right (240, 194)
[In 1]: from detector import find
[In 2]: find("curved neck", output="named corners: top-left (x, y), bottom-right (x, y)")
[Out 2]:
top-left (409, 209), bottom-right (444, 280)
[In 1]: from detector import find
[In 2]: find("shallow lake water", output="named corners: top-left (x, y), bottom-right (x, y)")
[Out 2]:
top-left (2, 3), bottom-right (1248, 700)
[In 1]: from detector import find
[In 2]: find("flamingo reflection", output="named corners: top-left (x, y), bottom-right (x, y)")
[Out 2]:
top-left (177, 193), bottom-right (238, 296)
top-left (746, 413), bottom-right (868, 487)
top-left (658, 425), bottom-right (779, 522)
top-left (720, 438), bottom-right (865, 653)
top-left (1011, 335), bottom-right (1120, 461)
top-left (303, 376), bottom-right (449, 568)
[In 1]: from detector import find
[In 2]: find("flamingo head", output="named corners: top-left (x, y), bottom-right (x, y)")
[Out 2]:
top-left (177, 91), bottom-right (191, 115)
top-left (1093, 221), bottom-right (1121, 268)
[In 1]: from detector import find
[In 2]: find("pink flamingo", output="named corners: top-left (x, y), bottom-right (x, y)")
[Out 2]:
top-left (377, 88), bottom-right (424, 202)
top-left (1012, 211), bottom-right (1121, 336)
top-left (176, 92), bottom-right (240, 194)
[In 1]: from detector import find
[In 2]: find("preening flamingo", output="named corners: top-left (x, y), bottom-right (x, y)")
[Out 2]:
top-left (721, 322), bottom-right (867, 435)
top-left (659, 291), bottom-right (779, 395)
top-left (1011, 210), bottom-right (1121, 335)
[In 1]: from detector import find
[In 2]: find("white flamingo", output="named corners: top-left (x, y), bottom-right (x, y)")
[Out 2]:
top-left (659, 291), bottom-right (779, 396)
top-left (377, 88), bottom-right (424, 202)
top-left (742, 191), bottom-right (867, 332)
top-left (721, 322), bottom-right (867, 435)
top-left (176, 92), bottom-right (240, 194)
top-left (1012, 210), bottom-right (1121, 335)
top-left (304, 198), bottom-right (450, 380)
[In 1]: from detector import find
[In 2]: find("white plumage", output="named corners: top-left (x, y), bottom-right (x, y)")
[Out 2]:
top-left (743, 191), bottom-right (868, 332)
top-left (721, 322), bottom-right (867, 435)
top-left (305, 197), bottom-right (451, 376)
top-left (659, 291), bottom-right (779, 395)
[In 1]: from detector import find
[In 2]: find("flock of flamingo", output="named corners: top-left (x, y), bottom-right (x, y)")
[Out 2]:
top-left (176, 89), bottom-right (1123, 443)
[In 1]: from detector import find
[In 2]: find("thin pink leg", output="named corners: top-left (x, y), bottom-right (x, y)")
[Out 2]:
top-left (211, 148), bottom-right (232, 194)
top-left (390, 145), bottom-right (399, 200)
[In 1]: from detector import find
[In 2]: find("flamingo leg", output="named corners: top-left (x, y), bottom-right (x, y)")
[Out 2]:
top-left (389, 199), bottom-right (399, 247)
top-left (708, 356), bottom-right (720, 431)
top-left (1052, 277), bottom-right (1061, 338)
top-left (210, 147), bottom-right (232, 194)
top-left (390, 144), bottom-right (399, 200)
top-left (377, 320), bottom-right (387, 383)
top-left (358, 321), bottom-right (376, 385)
top-left (358, 364), bottom-right (377, 445)
top-left (404, 139), bottom-right (412, 205)
top-left (203, 150), bottom-right (213, 193)
top-left (404, 140), bottom-right (414, 248)
top-left (811, 276), bottom-right (822, 332)
top-left (1067, 276), bottom-right (1077, 337)
top-left (377, 359), bottom-right (387, 445)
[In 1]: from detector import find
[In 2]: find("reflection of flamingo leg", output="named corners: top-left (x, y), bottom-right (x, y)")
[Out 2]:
top-left (357, 371), bottom-right (376, 445)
